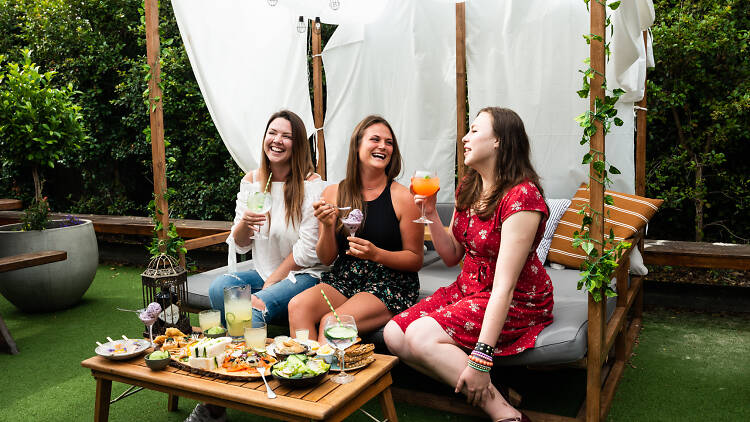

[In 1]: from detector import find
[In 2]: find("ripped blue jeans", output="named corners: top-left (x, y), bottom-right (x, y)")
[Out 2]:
top-left (208, 271), bottom-right (319, 327)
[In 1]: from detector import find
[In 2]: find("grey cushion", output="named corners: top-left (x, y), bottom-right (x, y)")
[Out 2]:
top-left (186, 259), bottom-right (256, 310)
top-left (377, 260), bottom-right (616, 366)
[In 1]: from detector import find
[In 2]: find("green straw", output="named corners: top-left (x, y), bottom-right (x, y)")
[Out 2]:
top-left (320, 289), bottom-right (342, 325)
top-left (264, 172), bottom-right (273, 193)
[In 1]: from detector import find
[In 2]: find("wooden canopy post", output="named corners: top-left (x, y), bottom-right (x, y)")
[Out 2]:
top-left (311, 20), bottom-right (326, 180)
top-left (145, 0), bottom-right (169, 240)
top-left (586, 1), bottom-right (607, 421)
top-left (636, 31), bottom-right (648, 198)
top-left (456, 2), bottom-right (467, 183)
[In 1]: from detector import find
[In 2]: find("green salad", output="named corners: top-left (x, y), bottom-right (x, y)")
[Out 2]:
top-left (272, 354), bottom-right (330, 378)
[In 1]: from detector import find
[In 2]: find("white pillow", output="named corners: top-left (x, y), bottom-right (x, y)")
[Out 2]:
top-left (629, 247), bottom-right (648, 275)
top-left (536, 198), bottom-right (571, 264)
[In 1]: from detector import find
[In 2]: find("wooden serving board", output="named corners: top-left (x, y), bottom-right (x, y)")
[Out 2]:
top-left (168, 356), bottom-right (276, 381)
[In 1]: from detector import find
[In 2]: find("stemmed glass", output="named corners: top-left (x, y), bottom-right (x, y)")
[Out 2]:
top-left (323, 315), bottom-right (358, 384)
top-left (139, 303), bottom-right (161, 348)
top-left (247, 191), bottom-right (272, 239)
top-left (411, 170), bottom-right (440, 224)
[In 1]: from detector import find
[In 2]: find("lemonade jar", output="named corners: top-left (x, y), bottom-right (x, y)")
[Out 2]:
top-left (223, 285), bottom-right (253, 338)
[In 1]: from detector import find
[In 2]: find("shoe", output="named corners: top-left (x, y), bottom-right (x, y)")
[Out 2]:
top-left (496, 413), bottom-right (531, 422)
top-left (185, 404), bottom-right (227, 422)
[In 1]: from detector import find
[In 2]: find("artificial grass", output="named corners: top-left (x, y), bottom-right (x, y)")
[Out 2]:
top-left (0, 264), bottom-right (748, 421)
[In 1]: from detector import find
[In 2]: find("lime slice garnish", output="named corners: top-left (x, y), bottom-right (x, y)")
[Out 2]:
top-left (325, 326), bottom-right (357, 339)
top-left (423, 175), bottom-right (431, 179)
top-left (225, 312), bottom-right (236, 323)
top-left (252, 346), bottom-right (266, 353)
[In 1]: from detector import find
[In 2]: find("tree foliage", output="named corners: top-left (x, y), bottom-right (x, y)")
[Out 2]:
top-left (647, 0), bottom-right (749, 242)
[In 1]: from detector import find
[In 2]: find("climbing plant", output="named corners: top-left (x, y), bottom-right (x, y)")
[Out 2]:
top-left (573, 0), bottom-right (632, 301)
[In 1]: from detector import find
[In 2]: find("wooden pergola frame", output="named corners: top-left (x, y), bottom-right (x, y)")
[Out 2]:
top-left (144, 1), bottom-right (648, 421)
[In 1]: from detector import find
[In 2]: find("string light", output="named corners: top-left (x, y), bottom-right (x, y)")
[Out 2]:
top-left (314, 17), bottom-right (321, 35)
top-left (267, 0), bottom-right (278, 6)
top-left (297, 16), bottom-right (307, 34)
top-left (329, 0), bottom-right (340, 11)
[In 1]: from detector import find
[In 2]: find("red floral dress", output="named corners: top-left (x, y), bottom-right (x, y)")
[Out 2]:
top-left (392, 181), bottom-right (554, 356)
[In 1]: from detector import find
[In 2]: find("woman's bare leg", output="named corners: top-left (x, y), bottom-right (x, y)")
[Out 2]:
top-left (288, 283), bottom-right (347, 340)
top-left (402, 317), bottom-right (520, 420)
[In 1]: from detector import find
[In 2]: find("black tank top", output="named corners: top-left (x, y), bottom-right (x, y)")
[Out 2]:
top-left (336, 182), bottom-right (403, 256)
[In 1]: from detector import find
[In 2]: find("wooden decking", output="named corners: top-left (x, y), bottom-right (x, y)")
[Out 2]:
top-left (0, 211), bottom-right (230, 239)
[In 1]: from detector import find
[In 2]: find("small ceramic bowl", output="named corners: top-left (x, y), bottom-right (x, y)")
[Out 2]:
top-left (145, 352), bottom-right (171, 370)
top-left (275, 344), bottom-right (309, 361)
top-left (316, 350), bottom-right (335, 364)
top-left (204, 327), bottom-right (228, 339)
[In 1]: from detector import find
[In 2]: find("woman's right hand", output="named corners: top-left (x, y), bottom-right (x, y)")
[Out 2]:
top-left (240, 210), bottom-right (267, 233)
top-left (412, 187), bottom-right (440, 216)
top-left (312, 199), bottom-right (338, 228)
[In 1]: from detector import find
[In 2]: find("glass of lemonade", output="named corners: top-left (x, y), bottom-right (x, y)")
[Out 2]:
top-left (323, 315), bottom-right (358, 384)
top-left (223, 285), bottom-right (253, 339)
top-left (244, 324), bottom-right (267, 350)
top-left (247, 191), bottom-right (272, 240)
top-left (198, 310), bottom-right (222, 332)
top-left (411, 170), bottom-right (440, 224)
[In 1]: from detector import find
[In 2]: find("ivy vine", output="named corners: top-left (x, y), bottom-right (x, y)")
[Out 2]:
top-left (573, 0), bottom-right (631, 302)
top-left (147, 187), bottom-right (187, 260)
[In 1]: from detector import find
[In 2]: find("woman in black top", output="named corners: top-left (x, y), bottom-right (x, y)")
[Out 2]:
top-left (288, 115), bottom-right (424, 342)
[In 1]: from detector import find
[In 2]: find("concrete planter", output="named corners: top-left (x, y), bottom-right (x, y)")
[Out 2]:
top-left (0, 219), bottom-right (98, 312)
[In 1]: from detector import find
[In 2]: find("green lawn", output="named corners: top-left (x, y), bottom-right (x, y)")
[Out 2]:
top-left (1, 265), bottom-right (748, 421)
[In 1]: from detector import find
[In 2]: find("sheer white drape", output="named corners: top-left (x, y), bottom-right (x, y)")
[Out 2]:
top-left (321, 0), bottom-right (458, 203)
top-left (171, 0), bottom-right (314, 172)
top-left (466, 0), bottom-right (654, 199)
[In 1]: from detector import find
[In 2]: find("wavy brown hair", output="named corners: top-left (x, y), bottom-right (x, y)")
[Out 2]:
top-left (336, 115), bottom-right (402, 233)
top-left (456, 107), bottom-right (544, 219)
top-left (257, 110), bottom-right (315, 227)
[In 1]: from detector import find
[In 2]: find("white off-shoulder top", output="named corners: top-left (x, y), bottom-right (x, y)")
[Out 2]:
top-left (226, 178), bottom-right (328, 281)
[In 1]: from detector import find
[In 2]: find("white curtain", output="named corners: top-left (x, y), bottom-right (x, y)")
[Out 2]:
top-left (465, 0), bottom-right (653, 199)
top-left (321, 0), bottom-right (458, 203)
top-left (171, 0), bottom-right (314, 172)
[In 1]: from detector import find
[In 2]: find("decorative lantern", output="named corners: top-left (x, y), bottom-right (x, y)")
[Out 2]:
top-left (141, 254), bottom-right (191, 336)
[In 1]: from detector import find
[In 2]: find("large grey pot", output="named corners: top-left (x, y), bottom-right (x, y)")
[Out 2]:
top-left (0, 219), bottom-right (98, 312)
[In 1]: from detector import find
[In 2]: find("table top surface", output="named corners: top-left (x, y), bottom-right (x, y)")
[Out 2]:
top-left (81, 352), bottom-right (398, 420)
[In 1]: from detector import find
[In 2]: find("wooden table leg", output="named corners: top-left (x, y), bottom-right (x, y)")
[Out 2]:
top-left (378, 387), bottom-right (399, 422)
top-left (94, 377), bottom-right (112, 422)
top-left (168, 393), bottom-right (179, 411)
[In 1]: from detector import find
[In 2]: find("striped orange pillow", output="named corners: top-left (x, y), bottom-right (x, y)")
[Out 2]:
top-left (547, 183), bottom-right (663, 268)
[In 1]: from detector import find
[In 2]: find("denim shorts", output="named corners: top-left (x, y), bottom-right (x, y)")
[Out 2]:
top-left (208, 270), bottom-right (319, 327)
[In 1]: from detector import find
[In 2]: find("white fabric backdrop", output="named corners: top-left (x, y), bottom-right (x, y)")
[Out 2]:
top-left (171, 0), bottom-right (314, 172)
top-left (321, 0), bottom-right (458, 203)
top-left (466, 0), bottom-right (654, 199)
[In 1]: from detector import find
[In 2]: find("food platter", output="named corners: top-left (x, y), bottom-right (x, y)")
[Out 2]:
top-left (95, 339), bottom-right (150, 361)
top-left (329, 355), bottom-right (375, 372)
top-left (164, 335), bottom-right (277, 380)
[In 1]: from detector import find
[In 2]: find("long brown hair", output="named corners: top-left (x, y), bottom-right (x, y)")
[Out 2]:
top-left (456, 107), bottom-right (544, 219)
top-left (257, 110), bottom-right (315, 227)
top-left (336, 115), bottom-right (402, 233)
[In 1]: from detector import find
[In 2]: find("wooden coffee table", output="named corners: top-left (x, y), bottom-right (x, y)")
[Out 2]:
top-left (81, 353), bottom-right (399, 422)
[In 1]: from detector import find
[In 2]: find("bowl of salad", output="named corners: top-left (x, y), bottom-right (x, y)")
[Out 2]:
top-left (271, 354), bottom-right (330, 388)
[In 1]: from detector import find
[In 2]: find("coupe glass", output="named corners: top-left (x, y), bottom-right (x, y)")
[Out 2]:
top-left (411, 170), bottom-right (440, 224)
top-left (247, 191), bottom-right (272, 240)
top-left (323, 315), bottom-right (358, 384)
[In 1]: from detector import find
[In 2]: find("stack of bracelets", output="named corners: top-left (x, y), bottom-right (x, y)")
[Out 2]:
top-left (468, 342), bottom-right (494, 373)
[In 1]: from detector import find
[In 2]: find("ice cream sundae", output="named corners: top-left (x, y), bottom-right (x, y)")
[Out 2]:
top-left (140, 302), bottom-right (162, 347)
top-left (341, 209), bottom-right (363, 237)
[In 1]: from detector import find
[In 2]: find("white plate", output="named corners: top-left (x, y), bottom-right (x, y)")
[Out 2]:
top-left (95, 339), bottom-right (150, 361)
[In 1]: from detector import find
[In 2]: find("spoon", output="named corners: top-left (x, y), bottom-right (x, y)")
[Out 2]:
top-left (96, 341), bottom-right (112, 356)
top-left (259, 367), bottom-right (276, 399)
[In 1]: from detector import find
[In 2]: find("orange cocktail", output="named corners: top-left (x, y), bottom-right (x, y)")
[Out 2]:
top-left (411, 170), bottom-right (439, 224)
top-left (411, 175), bottom-right (440, 196)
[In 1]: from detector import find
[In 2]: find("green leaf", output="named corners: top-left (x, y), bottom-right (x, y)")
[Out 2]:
top-left (608, 1), bottom-right (621, 10)
top-left (609, 165), bottom-right (621, 174)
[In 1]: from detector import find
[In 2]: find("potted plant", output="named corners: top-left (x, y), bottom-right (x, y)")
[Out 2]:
top-left (0, 49), bottom-right (97, 312)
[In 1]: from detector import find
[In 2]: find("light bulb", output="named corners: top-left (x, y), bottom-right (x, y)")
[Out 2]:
top-left (329, 0), bottom-right (340, 11)
top-left (267, 0), bottom-right (278, 6)
top-left (297, 16), bottom-right (306, 34)
top-left (314, 17), bottom-right (321, 34)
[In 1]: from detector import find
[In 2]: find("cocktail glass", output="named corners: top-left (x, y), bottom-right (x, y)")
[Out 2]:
top-left (198, 309), bottom-right (222, 332)
top-left (223, 285), bottom-right (253, 340)
top-left (244, 324), bottom-right (267, 350)
top-left (323, 315), bottom-right (358, 384)
top-left (247, 191), bottom-right (272, 240)
top-left (411, 170), bottom-right (440, 224)
top-left (139, 310), bottom-right (158, 348)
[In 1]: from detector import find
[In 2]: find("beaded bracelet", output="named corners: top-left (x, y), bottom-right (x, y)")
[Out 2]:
top-left (469, 355), bottom-right (493, 368)
top-left (474, 341), bottom-right (494, 356)
top-left (470, 350), bottom-right (493, 362)
top-left (467, 360), bottom-right (491, 373)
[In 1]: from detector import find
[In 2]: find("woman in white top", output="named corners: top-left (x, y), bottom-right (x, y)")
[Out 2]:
top-left (207, 110), bottom-right (326, 328)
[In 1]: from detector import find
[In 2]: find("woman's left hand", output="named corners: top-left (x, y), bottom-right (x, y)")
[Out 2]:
top-left (346, 237), bottom-right (381, 261)
top-left (455, 366), bottom-right (494, 407)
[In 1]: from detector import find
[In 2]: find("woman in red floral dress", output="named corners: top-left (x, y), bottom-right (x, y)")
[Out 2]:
top-left (384, 107), bottom-right (553, 422)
